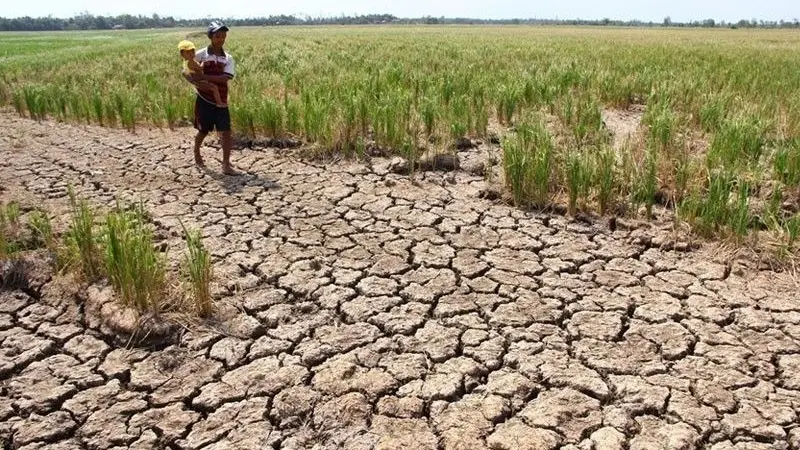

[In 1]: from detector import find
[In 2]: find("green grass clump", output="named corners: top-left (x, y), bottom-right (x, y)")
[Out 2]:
top-left (102, 202), bottom-right (166, 314)
top-left (1, 202), bottom-right (26, 257)
top-left (180, 222), bottom-right (214, 317)
top-left (594, 145), bottom-right (617, 215)
top-left (65, 188), bottom-right (103, 281)
top-left (632, 146), bottom-right (659, 218)
top-left (708, 116), bottom-right (768, 171)
top-left (27, 210), bottom-right (55, 250)
top-left (0, 204), bottom-right (11, 259)
top-left (773, 138), bottom-right (800, 187)
top-left (784, 214), bottom-right (800, 250)
top-left (565, 150), bottom-right (592, 216)
top-left (502, 117), bottom-right (554, 208)
top-left (1, 203), bottom-right (59, 261)
top-left (678, 170), bottom-right (752, 238)
top-left (698, 93), bottom-right (729, 133)
top-left (644, 98), bottom-right (678, 150)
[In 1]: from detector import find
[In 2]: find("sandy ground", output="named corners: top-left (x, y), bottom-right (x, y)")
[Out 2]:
top-left (1, 111), bottom-right (799, 450)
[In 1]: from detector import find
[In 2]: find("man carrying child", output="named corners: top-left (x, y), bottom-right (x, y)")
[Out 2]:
top-left (181, 21), bottom-right (237, 175)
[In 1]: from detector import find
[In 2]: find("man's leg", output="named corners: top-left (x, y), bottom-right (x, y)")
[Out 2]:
top-left (217, 104), bottom-right (237, 175)
top-left (193, 95), bottom-right (210, 167)
top-left (194, 131), bottom-right (208, 166)
top-left (220, 130), bottom-right (236, 175)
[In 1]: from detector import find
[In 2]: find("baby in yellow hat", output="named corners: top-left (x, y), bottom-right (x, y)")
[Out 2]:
top-left (178, 40), bottom-right (225, 107)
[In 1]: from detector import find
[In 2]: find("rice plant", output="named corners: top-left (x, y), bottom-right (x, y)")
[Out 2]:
top-left (565, 149), bottom-right (592, 216)
top-left (22, 85), bottom-right (47, 121)
top-left (102, 202), bottom-right (166, 314)
top-left (497, 83), bottom-right (520, 125)
top-left (632, 146), bottom-right (659, 218)
top-left (698, 94), bottom-right (729, 133)
top-left (5, 202), bottom-right (20, 226)
top-left (0, 204), bottom-right (60, 259)
top-left (729, 181), bottom-right (752, 238)
top-left (260, 97), bottom-right (284, 137)
top-left (0, 205), bottom-right (8, 259)
top-left (785, 214), bottom-right (800, 249)
top-left (646, 101), bottom-right (678, 150)
top-left (180, 221), bottom-right (214, 317)
top-left (773, 138), bottom-right (800, 187)
top-left (502, 117), bottom-right (554, 208)
top-left (594, 145), bottom-right (617, 215)
top-left (65, 188), bottom-right (103, 281)
top-left (708, 116), bottom-right (768, 171)
top-left (28, 210), bottom-right (55, 250)
top-left (678, 170), bottom-right (753, 237)
top-left (91, 92), bottom-right (105, 126)
top-left (572, 95), bottom-right (605, 147)
top-left (420, 97), bottom-right (437, 138)
top-left (502, 134), bottom-right (528, 207)
top-left (11, 91), bottom-right (24, 117)
top-left (673, 149), bottom-right (694, 208)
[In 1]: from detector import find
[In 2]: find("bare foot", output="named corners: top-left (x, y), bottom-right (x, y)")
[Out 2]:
top-left (194, 153), bottom-right (205, 167)
top-left (221, 165), bottom-right (239, 175)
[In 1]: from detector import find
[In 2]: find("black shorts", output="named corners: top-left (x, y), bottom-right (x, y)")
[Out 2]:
top-left (194, 95), bottom-right (231, 133)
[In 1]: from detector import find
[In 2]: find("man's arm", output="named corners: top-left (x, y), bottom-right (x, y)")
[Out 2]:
top-left (203, 55), bottom-right (235, 84)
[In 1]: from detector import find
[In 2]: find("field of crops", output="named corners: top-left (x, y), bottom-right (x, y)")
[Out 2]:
top-left (3, 26), bottom-right (800, 250)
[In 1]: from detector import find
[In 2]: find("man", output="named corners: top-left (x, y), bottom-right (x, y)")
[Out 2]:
top-left (186, 21), bottom-right (237, 175)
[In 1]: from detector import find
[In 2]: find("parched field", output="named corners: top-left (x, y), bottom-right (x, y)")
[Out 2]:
top-left (1, 26), bottom-right (800, 449)
top-left (2, 113), bottom-right (800, 448)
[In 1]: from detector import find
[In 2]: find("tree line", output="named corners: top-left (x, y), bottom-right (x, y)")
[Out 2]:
top-left (1, 13), bottom-right (798, 32)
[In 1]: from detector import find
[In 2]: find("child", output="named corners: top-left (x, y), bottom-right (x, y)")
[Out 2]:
top-left (178, 40), bottom-right (226, 107)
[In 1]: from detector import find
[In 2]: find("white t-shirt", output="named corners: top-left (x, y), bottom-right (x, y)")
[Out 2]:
top-left (191, 46), bottom-right (235, 104)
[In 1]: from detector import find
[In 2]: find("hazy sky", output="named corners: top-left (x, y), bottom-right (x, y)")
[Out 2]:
top-left (4, 0), bottom-right (798, 23)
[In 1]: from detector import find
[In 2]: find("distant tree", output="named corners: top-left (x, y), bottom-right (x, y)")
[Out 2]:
top-left (0, 11), bottom-right (798, 31)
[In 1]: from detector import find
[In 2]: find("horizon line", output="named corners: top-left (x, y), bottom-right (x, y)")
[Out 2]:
top-left (2, 12), bottom-right (798, 24)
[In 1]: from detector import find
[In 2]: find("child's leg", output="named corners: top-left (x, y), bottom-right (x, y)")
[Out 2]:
top-left (195, 80), bottom-right (225, 107)
top-left (210, 85), bottom-right (224, 107)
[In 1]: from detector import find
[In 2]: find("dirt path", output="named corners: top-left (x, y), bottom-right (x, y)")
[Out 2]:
top-left (1, 111), bottom-right (799, 450)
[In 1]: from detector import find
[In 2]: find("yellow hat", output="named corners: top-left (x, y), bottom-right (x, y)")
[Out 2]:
top-left (178, 40), bottom-right (196, 52)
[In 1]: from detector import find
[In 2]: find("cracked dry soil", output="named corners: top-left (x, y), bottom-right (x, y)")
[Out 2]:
top-left (1, 111), bottom-right (800, 450)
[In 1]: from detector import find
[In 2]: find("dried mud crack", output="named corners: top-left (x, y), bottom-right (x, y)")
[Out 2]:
top-left (1, 111), bottom-right (799, 450)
